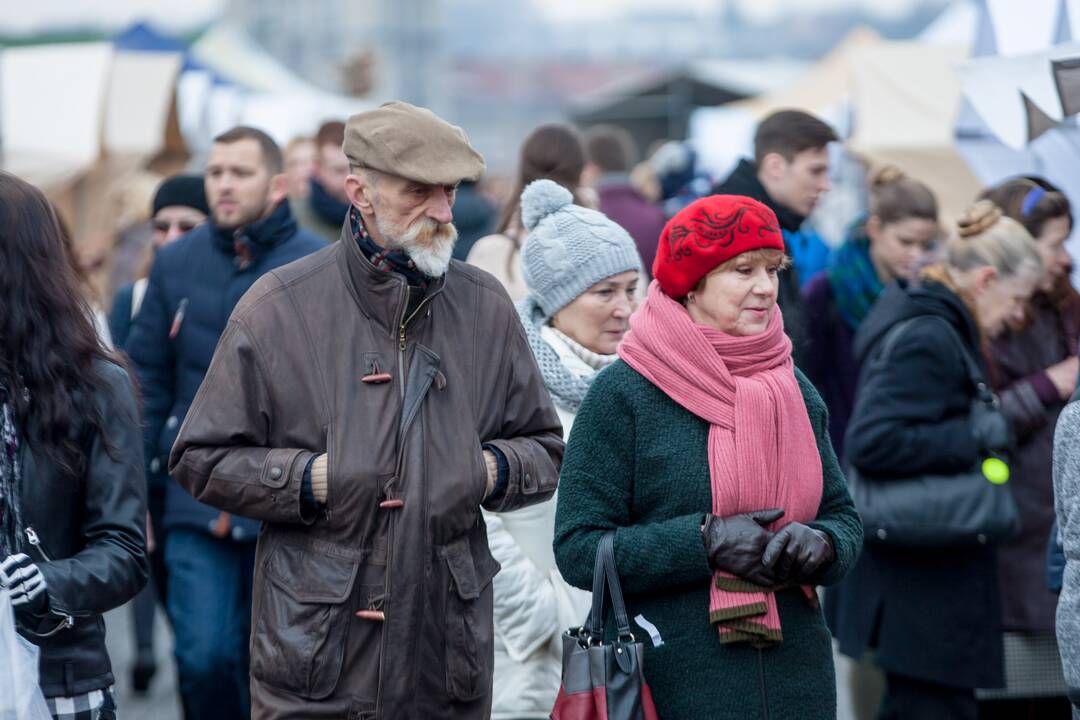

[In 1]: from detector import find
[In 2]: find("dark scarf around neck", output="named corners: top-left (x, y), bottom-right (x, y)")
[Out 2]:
top-left (309, 177), bottom-right (351, 228)
top-left (349, 206), bottom-right (431, 290)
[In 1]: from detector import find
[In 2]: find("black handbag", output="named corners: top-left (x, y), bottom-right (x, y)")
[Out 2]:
top-left (848, 316), bottom-right (1021, 548)
top-left (550, 532), bottom-right (659, 720)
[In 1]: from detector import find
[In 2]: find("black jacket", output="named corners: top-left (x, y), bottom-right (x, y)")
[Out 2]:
top-left (125, 201), bottom-right (325, 538)
top-left (16, 360), bottom-right (148, 698)
top-left (830, 279), bottom-right (1004, 689)
top-left (712, 159), bottom-right (808, 364)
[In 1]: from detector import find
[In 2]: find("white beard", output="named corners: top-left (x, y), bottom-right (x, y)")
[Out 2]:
top-left (379, 216), bottom-right (458, 278)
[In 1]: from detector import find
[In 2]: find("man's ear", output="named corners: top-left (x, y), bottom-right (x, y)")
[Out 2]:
top-left (345, 173), bottom-right (375, 213)
top-left (268, 173), bottom-right (289, 206)
top-left (758, 152), bottom-right (787, 183)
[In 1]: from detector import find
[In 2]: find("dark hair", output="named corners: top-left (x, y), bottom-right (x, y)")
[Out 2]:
top-left (979, 176), bottom-right (1073, 240)
top-left (868, 166), bottom-right (938, 225)
top-left (213, 126), bottom-right (284, 175)
top-left (315, 120), bottom-right (346, 150)
top-left (584, 124), bottom-right (639, 174)
top-left (0, 173), bottom-right (120, 479)
top-left (496, 123), bottom-right (587, 235)
top-left (753, 110), bottom-right (837, 166)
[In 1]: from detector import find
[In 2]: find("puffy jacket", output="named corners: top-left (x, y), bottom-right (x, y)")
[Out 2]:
top-left (15, 360), bottom-right (148, 698)
top-left (125, 201), bottom-right (325, 538)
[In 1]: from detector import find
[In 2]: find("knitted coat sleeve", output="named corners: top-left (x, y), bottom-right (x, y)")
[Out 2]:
top-left (797, 370), bottom-right (863, 587)
top-left (1053, 401), bottom-right (1080, 709)
top-left (553, 366), bottom-right (714, 597)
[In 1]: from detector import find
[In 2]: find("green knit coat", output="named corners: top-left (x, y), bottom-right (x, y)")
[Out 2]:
top-left (553, 360), bottom-right (862, 720)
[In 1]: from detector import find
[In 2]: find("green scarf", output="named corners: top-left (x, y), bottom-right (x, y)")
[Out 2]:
top-left (826, 225), bottom-right (883, 330)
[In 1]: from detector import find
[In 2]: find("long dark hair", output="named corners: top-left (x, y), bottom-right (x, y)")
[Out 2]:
top-left (0, 172), bottom-right (118, 478)
top-left (496, 123), bottom-right (587, 237)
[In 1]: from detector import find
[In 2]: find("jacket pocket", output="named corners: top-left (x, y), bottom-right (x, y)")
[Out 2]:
top-left (251, 542), bottom-right (360, 699)
top-left (440, 532), bottom-right (500, 702)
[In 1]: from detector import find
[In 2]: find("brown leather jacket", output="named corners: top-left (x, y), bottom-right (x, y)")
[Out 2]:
top-left (170, 229), bottom-right (563, 719)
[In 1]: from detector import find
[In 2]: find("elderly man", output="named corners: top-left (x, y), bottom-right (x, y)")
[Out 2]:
top-left (171, 101), bottom-right (563, 718)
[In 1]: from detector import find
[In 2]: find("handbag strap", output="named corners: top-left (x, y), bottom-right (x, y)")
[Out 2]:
top-left (870, 314), bottom-right (994, 405)
top-left (586, 532), bottom-right (633, 644)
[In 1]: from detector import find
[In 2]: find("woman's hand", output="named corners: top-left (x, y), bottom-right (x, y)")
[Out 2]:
top-left (761, 523), bottom-right (834, 582)
top-left (0, 553), bottom-right (49, 619)
top-left (702, 509), bottom-right (784, 586)
top-left (1047, 356), bottom-right (1079, 400)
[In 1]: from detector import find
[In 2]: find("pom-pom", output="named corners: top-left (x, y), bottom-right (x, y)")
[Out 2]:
top-left (520, 179), bottom-right (573, 231)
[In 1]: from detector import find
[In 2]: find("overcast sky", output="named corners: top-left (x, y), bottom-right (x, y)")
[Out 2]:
top-left (0, 0), bottom-right (925, 34)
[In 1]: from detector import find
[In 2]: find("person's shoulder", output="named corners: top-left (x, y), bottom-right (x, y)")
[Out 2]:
top-left (446, 257), bottom-right (516, 310)
top-left (466, 232), bottom-right (515, 264)
top-left (586, 359), bottom-right (655, 406)
top-left (794, 366), bottom-right (827, 419)
top-left (286, 227), bottom-right (331, 253)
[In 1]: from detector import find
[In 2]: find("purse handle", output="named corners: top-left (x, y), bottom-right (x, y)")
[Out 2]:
top-left (585, 532), bottom-right (633, 646)
top-left (870, 314), bottom-right (995, 407)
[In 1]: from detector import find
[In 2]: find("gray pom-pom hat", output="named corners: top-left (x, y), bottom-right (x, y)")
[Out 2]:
top-left (518, 179), bottom-right (642, 320)
top-left (515, 179), bottom-right (643, 412)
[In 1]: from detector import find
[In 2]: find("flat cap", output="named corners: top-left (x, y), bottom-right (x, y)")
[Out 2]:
top-left (343, 101), bottom-right (486, 186)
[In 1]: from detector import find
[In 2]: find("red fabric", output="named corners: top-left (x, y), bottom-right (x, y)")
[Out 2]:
top-left (652, 195), bottom-right (784, 298)
top-left (618, 282), bottom-right (823, 643)
top-left (550, 680), bottom-right (659, 720)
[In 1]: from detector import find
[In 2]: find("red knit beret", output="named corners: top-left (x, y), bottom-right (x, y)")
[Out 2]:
top-left (652, 194), bottom-right (785, 297)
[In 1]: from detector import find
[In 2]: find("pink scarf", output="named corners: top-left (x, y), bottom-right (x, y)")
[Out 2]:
top-left (618, 281), bottom-right (823, 644)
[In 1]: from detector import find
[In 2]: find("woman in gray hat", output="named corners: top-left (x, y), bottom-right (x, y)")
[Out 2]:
top-left (485, 179), bottom-right (642, 719)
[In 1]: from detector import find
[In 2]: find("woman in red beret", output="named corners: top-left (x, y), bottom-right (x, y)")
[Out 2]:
top-left (553, 194), bottom-right (863, 719)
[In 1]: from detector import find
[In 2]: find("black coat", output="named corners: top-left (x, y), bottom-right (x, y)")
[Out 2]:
top-left (831, 279), bottom-right (1004, 689)
top-left (16, 360), bottom-right (148, 698)
top-left (712, 159), bottom-right (808, 365)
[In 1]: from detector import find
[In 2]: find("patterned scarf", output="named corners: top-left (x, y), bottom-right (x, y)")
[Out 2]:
top-left (349, 206), bottom-right (431, 290)
top-left (618, 282), bottom-right (823, 644)
top-left (0, 385), bottom-right (22, 559)
top-left (516, 297), bottom-right (596, 412)
top-left (826, 224), bottom-right (883, 331)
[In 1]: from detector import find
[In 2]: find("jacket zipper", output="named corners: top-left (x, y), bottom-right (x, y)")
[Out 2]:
top-left (378, 289), bottom-right (433, 715)
top-left (22, 527), bottom-right (77, 635)
top-left (758, 647), bottom-right (770, 720)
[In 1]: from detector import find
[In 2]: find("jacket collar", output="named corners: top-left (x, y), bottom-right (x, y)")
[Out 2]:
top-left (209, 201), bottom-right (297, 258)
top-left (338, 216), bottom-right (446, 337)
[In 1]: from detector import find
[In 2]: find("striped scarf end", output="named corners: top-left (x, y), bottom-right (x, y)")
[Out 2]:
top-left (717, 621), bottom-right (783, 645)
top-left (715, 576), bottom-right (776, 593)
top-left (709, 601), bottom-right (768, 624)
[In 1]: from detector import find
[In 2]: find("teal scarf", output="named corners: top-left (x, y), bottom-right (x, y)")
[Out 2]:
top-left (826, 225), bottom-right (883, 330)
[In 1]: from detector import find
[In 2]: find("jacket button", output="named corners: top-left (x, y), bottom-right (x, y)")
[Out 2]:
top-left (876, 528), bottom-right (887, 541)
top-left (524, 473), bottom-right (531, 485)
top-left (232, 526), bottom-right (246, 541)
top-left (269, 467), bottom-right (283, 480)
top-left (150, 458), bottom-right (161, 474)
top-left (166, 416), bottom-right (178, 430)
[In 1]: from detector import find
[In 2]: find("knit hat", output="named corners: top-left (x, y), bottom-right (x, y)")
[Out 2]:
top-left (152, 174), bottom-right (209, 216)
top-left (519, 179), bottom-right (641, 319)
top-left (653, 194), bottom-right (784, 298)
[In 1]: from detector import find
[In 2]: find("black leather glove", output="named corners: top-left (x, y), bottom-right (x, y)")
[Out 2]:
top-left (0, 553), bottom-right (49, 620)
top-left (970, 398), bottom-right (1011, 454)
top-left (702, 508), bottom-right (784, 586)
top-left (761, 523), bottom-right (834, 583)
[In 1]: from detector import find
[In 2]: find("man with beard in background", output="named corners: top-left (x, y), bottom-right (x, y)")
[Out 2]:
top-left (170, 101), bottom-right (564, 718)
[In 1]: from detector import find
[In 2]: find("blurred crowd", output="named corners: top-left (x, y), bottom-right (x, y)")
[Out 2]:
top-left (3, 98), bottom-right (1080, 720)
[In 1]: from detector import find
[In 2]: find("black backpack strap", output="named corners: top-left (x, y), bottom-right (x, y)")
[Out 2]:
top-left (870, 315), bottom-right (987, 391)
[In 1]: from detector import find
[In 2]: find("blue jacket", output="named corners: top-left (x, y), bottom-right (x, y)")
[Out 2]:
top-left (125, 201), bottom-right (325, 538)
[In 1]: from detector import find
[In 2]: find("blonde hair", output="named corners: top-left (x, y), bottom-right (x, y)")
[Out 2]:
top-left (945, 200), bottom-right (1042, 279)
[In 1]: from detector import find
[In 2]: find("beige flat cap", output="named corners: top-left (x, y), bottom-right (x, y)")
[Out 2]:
top-left (343, 101), bottom-right (486, 186)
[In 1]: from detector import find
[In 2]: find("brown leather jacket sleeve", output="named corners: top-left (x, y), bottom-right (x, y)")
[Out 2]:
top-left (480, 320), bottom-right (564, 513)
top-left (169, 318), bottom-right (318, 525)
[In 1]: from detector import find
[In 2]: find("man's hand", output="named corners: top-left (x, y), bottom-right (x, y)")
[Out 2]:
top-left (483, 449), bottom-right (498, 500)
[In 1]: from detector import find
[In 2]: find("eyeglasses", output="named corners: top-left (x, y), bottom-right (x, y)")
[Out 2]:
top-left (152, 219), bottom-right (200, 234)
